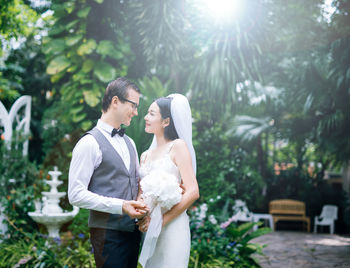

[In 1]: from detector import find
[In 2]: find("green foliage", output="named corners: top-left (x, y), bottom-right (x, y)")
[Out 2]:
top-left (0, 235), bottom-right (58, 267)
top-left (190, 217), bottom-right (229, 261)
top-left (1, 35), bottom-right (52, 163)
top-left (67, 208), bottom-right (90, 238)
top-left (0, 140), bottom-right (39, 239)
top-left (43, 0), bottom-right (133, 132)
top-left (0, 0), bottom-right (41, 100)
top-left (194, 119), bottom-right (264, 218)
top-left (0, 232), bottom-right (94, 267)
top-left (40, 100), bottom-right (76, 164)
top-left (189, 211), bottom-right (271, 268)
top-left (189, 253), bottom-right (235, 268)
top-left (126, 76), bottom-right (171, 155)
top-left (0, 0), bottom-right (38, 45)
top-left (131, 0), bottom-right (189, 68)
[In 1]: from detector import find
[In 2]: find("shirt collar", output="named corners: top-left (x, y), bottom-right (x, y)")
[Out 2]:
top-left (97, 119), bottom-right (120, 136)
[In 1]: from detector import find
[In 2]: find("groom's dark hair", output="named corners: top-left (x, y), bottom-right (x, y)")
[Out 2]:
top-left (102, 77), bottom-right (140, 112)
top-left (156, 97), bottom-right (179, 141)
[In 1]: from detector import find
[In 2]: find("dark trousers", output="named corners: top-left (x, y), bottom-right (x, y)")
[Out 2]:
top-left (90, 227), bottom-right (141, 268)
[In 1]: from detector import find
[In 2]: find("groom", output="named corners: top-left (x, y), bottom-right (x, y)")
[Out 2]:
top-left (68, 77), bottom-right (149, 268)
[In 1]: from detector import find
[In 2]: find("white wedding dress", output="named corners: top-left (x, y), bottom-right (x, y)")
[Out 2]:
top-left (139, 148), bottom-right (190, 268)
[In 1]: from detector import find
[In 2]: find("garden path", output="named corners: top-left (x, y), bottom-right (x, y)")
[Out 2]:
top-left (252, 231), bottom-right (350, 268)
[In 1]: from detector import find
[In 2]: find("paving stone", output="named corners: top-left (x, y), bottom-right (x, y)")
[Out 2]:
top-left (252, 231), bottom-right (350, 268)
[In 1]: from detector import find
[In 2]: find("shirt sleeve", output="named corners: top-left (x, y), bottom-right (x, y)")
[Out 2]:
top-left (68, 135), bottom-right (124, 215)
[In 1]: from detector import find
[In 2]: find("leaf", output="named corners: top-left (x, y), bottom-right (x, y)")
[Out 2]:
top-left (63, 2), bottom-right (75, 14)
top-left (337, 75), bottom-right (344, 88)
top-left (72, 112), bottom-right (86, 123)
top-left (65, 19), bottom-right (79, 30)
top-left (77, 39), bottom-right (97, 56)
top-left (93, 62), bottom-right (116, 83)
top-left (50, 72), bottom-right (65, 83)
top-left (96, 40), bottom-right (116, 57)
top-left (94, 0), bottom-right (104, 3)
top-left (303, 94), bottom-right (313, 113)
top-left (82, 59), bottom-right (94, 73)
top-left (346, 67), bottom-right (350, 81)
top-left (70, 105), bottom-right (84, 115)
top-left (83, 90), bottom-right (101, 107)
top-left (67, 65), bottom-right (78, 73)
top-left (46, 55), bottom-right (71, 75)
top-left (77, 7), bottom-right (91, 18)
top-left (72, 71), bottom-right (86, 82)
top-left (49, 24), bottom-right (66, 36)
top-left (42, 39), bottom-right (65, 55)
top-left (241, 227), bottom-right (272, 245)
top-left (65, 35), bottom-right (83, 46)
top-left (81, 121), bottom-right (92, 131)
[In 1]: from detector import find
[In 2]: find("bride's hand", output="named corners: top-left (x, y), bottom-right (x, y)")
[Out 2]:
top-left (137, 215), bottom-right (150, 232)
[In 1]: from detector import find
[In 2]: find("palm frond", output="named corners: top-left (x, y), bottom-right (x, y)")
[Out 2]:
top-left (228, 115), bottom-right (273, 142)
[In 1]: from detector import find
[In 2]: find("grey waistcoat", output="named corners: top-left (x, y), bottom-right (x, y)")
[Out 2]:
top-left (86, 128), bottom-right (139, 232)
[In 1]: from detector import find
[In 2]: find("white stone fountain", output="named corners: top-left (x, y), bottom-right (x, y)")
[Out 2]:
top-left (28, 167), bottom-right (79, 238)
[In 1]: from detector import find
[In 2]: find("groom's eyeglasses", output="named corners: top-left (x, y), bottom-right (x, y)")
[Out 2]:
top-left (119, 96), bottom-right (139, 110)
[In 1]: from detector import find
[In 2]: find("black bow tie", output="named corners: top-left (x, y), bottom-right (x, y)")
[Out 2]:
top-left (111, 128), bottom-right (125, 137)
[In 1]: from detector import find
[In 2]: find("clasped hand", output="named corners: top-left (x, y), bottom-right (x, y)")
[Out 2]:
top-left (136, 214), bottom-right (151, 233)
top-left (122, 200), bottom-right (149, 219)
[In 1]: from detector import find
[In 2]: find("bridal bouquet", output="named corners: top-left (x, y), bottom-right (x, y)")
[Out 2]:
top-left (140, 169), bottom-right (182, 211)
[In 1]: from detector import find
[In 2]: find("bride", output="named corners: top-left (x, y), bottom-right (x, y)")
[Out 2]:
top-left (137, 94), bottom-right (199, 267)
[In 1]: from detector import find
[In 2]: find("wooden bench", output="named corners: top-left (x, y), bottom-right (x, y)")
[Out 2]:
top-left (269, 199), bottom-right (310, 232)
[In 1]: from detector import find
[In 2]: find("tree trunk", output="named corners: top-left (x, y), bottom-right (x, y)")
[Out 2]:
top-left (257, 134), bottom-right (265, 178)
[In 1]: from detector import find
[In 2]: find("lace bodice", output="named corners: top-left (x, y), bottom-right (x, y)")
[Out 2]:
top-left (139, 147), bottom-right (181, 184)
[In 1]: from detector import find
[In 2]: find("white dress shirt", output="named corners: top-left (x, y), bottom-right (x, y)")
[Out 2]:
top-left (68, 120), bottom-right (139, 215)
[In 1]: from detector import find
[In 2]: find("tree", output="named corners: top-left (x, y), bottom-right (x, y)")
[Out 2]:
top-left (0, 0), bottom-right (40, 100)
top-left (2, 35), bottom-right (52, 162)
top-left (43, 0), bottom-right (133, 133)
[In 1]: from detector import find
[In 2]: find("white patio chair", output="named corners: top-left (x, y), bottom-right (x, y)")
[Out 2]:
top-left (313, 205), bottom-right (338, 234)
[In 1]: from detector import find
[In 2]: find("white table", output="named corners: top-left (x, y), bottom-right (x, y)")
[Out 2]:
top-left (253, 213), bottom-right (274, 231)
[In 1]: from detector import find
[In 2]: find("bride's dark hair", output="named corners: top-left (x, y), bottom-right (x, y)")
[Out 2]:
top-left (155, 97), bottom-right (179, 141)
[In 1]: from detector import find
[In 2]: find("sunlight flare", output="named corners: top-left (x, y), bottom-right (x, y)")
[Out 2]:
top-left (201, 0), bottom-right (242, 23)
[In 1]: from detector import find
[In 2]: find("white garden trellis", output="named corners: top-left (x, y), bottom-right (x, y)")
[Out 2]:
top-left (0, 95), bottom-right (32, 155)
top-left (0, 95), bottom-right (32, 237)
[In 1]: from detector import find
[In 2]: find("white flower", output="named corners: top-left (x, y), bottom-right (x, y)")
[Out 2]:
top-left (200, 203), bottom-right (208, 212)
top-left (208, 215), bottom-right (217, 225)
top-left (197, 203), bottom-right (208, 221)
top-left (140, 169), bottom-right (182, 211)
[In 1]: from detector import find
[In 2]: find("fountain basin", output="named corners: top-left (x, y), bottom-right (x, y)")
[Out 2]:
top-left (28, 206), bottom-right (79, 238)
top-left (28, 167), bottom-right (80, 238)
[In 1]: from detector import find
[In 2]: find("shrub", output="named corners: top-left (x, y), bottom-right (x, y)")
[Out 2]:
top-left (189, 204), bottom-right (271, 267)
top-left (194, 121), bottom-right (264, 220)
top-left (0, 139), bottom-right (40, 239)
top-left (66, 208), bottom-right (90, 238)
top-left (0, 232), bottom-right (95, 267)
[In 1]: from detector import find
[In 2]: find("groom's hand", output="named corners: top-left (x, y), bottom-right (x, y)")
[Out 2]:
top-left (122, 200), bottom-right (149, 219)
